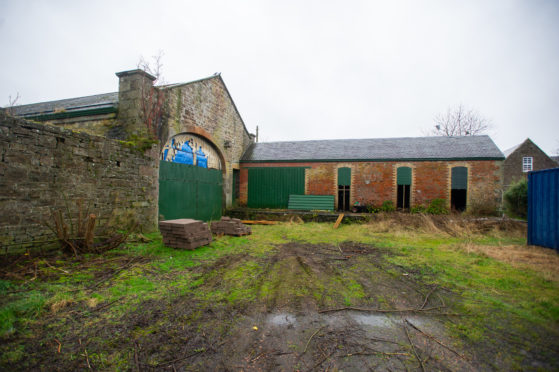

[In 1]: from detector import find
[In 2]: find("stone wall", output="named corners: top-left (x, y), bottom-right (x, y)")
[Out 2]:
top-left (0, 112), bottom-right (159, 248)
top-left (240, 160), bottom-right (503, 212)
top-left (163, 75), bottom-right (254, 206)
top-left (40, 114), bottom-right (119, 139)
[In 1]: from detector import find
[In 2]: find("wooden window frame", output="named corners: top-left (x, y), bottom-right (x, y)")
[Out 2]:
top-left (522, 157), bottom-right (533, 172)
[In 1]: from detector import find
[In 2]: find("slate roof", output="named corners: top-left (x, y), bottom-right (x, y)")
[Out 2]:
top-left (9, 92), bottom-right (118, 118)
top-left (241, 135), bottom-right (504, 162)
top-left (8, 74), bottom-right (220, 119)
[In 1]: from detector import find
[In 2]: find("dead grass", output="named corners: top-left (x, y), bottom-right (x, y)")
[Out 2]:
top-left (453, 242), bottom-right (559, 282)
top-left (86, 297), bottom-right (100, 308)
top-left (50, 299), bottom-right (73, 314)
top-left (367, 213), bottom-right (526, 240)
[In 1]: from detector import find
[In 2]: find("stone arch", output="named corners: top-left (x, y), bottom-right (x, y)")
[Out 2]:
top-left (161, 130), bottom-right (227, 174)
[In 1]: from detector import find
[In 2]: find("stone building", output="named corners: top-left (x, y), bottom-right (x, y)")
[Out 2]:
top-left (7, 68), bottom-right (508, 220)
top-left (10, 69), bottom-right (255, 209)
top-left (240, 136), bottom-right (504, 213)
top-left (503, 138), bottom-right (558, 189)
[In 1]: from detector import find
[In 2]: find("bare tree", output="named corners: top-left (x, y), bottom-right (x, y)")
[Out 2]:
top-left (4, 92), bottom-right (21, 116)
top-left (137, 51), bottom-right (167, 139)
top-left (429, 104), bottom-right (491, 136)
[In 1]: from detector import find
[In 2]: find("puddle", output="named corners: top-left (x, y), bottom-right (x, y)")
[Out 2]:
top-left (267, 313), bottom-right (297, 327)
top-left (349, 313), bottom-right (395, 328)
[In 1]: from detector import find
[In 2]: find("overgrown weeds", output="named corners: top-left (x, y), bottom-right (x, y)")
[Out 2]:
top-left (44, 199), bottom-right (135, 256)
top-left (0, 219), bottom-right (557, 371)
top-left (365, 212), bottom-right (525, 240)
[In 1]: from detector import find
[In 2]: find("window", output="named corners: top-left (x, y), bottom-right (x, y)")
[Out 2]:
top-left (522, 157), bottom-right (533, 172)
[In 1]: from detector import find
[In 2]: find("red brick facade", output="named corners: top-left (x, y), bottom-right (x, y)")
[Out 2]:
top-left (240, 160), bottom-right (502, 211)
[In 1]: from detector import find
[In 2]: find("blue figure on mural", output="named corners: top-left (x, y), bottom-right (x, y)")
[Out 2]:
top-left (196, 146), bottom-right (208, 168)
top-left (173, 142), bottom-right (194, 165)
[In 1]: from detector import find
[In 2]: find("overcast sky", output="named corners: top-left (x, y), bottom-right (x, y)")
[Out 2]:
top-left (1, 0), bottom-right (558, 154)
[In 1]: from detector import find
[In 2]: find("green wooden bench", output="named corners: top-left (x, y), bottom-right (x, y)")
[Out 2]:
top-left (288, 195), bottom-right (335, 211)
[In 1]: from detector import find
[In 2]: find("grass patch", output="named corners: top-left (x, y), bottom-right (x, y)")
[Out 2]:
top-left (0, 217), bottom-right (557, 371)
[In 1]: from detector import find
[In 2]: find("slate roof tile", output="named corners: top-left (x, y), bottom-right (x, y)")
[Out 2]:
top-left (241, 136), bottom-right (504, 162)
top-left (10, 92), bottom-right (118, 117)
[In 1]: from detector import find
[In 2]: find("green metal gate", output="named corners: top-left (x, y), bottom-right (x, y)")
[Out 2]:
top-left (159, 160), bottom-right (223, 221)
top-left (248, 167), bottom-right (305, 208)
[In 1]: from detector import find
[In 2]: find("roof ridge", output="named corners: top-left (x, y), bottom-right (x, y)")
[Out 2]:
top-left (255, 135), bottom-right (490, 144)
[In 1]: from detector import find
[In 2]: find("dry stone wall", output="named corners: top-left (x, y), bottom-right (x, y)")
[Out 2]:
top-left (0, 112), bottom-right (159, 248)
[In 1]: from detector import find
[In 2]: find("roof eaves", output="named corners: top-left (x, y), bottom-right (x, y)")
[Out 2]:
top-left (20, 106), bottom-right (118, 121)
top-left (18, 101), bottom-right (118, 117)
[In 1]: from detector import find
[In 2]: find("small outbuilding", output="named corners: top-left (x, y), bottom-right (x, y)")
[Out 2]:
top-left (239, 135), bottom-right (504, 212)
top-left (503, 138), bottom-right (557, 190)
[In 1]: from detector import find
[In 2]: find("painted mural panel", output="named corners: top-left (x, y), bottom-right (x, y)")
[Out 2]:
top-left (161, 133), bottom-right (222, 170)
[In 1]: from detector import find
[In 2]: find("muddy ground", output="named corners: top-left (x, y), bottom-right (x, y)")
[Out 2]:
top-left (1, 230), bottom-right (558, 371)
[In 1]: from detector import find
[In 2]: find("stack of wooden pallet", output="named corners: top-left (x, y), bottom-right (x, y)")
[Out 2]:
top-left (210, 216), bottom-right (252, 236)
top-left (159, 219), bottom-right (212, 250)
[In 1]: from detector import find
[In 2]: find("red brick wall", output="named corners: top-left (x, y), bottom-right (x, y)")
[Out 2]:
top-left (239, 160), bottom-right (502, 211)
top-left (413, 162), bottom-right (450, 205)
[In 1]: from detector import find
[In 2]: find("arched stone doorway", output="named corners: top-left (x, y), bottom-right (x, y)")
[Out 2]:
top-left (160, 133), bottom-right (223, 170)
top-left (158, 133), bottom-right (225, 221)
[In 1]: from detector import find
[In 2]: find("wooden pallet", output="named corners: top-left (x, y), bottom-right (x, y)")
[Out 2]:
top-left (241, 220), bottom-right (278, 225)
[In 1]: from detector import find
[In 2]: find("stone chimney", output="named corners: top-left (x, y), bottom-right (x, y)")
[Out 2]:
top-left (115, 69), bottom-right (156, 137)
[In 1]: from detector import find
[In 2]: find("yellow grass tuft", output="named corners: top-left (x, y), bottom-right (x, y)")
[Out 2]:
top-left (86, 297), bottom-right (100, 308)
top-left (50, 299), bottom-right (73, 313)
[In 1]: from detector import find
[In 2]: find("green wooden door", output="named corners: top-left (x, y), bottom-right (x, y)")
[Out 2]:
top-left (247, 167), bottom-right (305, 208)
top-left (159, 161), bottom-right (223, 221)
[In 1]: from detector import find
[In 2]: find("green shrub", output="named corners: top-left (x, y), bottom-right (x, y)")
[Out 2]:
top-left (380, 200), bottom-right (395, 212)
top-left (504, 179), bottom-right (528, 219)
top-left (410, 205), bottom-right (427, 214)
top-left (366, 205), bottom-right (380, 214)
top-left (409, 199), bottom-right (448, 215)
top-left (426, 198), bottom-right (449, 215)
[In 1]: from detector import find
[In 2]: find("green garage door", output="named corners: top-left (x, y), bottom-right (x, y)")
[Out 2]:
top-left (248, 167), bottom-right (305, 208)
top-left (159, 161), bottom-right (223, 221)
